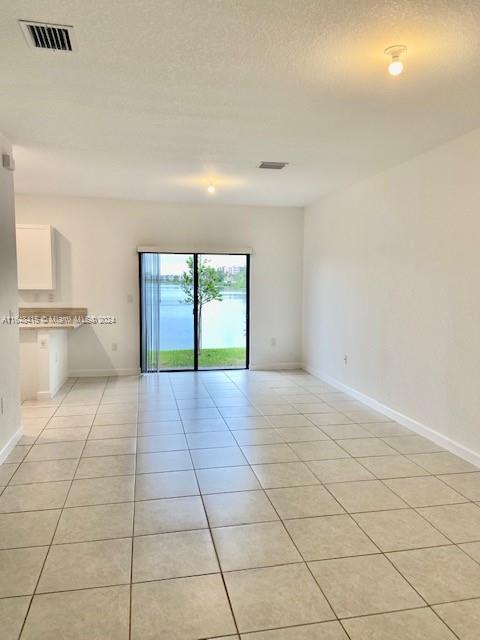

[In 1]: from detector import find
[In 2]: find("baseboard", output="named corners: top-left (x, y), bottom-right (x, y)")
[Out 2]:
top-left (249, 362), bottom-right (303, 371)
top-left (69, 367), bottom-right (141, 377)
top-left (72, 365), bottom-right (300, 375)
top-left (0, 427), bottom-right (22, 465)
top-left (37, 390), bottom-right (53, 401)
top-left (37, 374), bottom-right (68, 401)
top-left (303, 364), bottom-right (480, 468)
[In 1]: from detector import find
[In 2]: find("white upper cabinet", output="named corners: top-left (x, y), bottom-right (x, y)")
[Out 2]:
top-left (16, 224), bottom-right (56, 290)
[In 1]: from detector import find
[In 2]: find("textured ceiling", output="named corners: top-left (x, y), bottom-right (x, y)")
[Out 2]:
top-left (2, 0), bottom-right (480, 206)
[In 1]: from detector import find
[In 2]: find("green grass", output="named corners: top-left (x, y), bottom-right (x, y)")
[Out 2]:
top-left (148, 347), bottom-right (246, 369)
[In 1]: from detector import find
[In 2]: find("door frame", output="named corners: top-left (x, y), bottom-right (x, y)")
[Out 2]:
top-left (139, 251), bottom-right (250, 373)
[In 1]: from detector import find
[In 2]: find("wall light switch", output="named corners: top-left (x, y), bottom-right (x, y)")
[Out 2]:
top-left (112, 343), bottom-right (118, 352)
top-left (127, 294), bottom-right (133, 303)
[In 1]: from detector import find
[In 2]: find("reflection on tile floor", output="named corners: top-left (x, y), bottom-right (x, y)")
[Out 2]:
top-left (1, 369), bottom-right (480, 639)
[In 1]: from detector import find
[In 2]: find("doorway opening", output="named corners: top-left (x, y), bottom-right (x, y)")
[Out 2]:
top-left (140, 252), bottom-right (249, 372)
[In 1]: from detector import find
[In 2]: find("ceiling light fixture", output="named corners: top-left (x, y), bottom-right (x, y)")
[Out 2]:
top-left (384, 44), bottom-right (407, 76)
top-left (207, 184), bottom-right (216, 194)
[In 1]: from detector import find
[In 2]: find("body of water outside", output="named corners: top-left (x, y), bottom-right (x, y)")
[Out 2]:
top-left (158, 284), bottom-right (247, 350)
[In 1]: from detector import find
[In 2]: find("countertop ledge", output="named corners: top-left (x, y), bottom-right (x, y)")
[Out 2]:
top-left (19, 323), bottom-right (84, 330)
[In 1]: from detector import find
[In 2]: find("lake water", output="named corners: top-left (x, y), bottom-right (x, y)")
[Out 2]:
top-left (156, 285), bottom-right (247, 350)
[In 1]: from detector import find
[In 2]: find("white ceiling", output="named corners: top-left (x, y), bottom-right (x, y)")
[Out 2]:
top-left (2, 0), bottom-right (480, 206)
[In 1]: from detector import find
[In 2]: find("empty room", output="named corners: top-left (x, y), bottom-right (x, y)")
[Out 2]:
top-left (1, 1), bottom-right (480, 639)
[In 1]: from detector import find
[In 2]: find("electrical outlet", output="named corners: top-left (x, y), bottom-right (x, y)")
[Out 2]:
top-left (270, 337), bottom-right (277, 347)
top-left (127, 294), bottom-right (133, 303)
top-left (48, 292), bottom-right (54, 302)
top-left (344, 354), bottom-right (348, 366)
top-left (112, 342), bottom-right (118, 352)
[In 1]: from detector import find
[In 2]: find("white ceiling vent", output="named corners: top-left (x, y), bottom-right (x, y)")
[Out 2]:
top-left (19, 20), bottom-right (77, 52)
top-left (258, 161), bottom-right (289, 170)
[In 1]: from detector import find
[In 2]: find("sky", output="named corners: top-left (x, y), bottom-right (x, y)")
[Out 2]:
top-left (160, 253), bottom-right (246, 275)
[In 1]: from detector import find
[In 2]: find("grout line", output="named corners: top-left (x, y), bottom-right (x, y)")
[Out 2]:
top-left (312, 484), bottom-right (440, 638)
top-left (128, 381), bottom-right (140, 640)
top-left (256, 456), bottom-right (353, 637)
top-left (6, 371), bottom-right (480, 639)
top-left (177, 379), bottom-right (242, 638)
top-left (2, 563), bottom-right (480, 606)
top-left (0, 493), bottom-right (474, 516)
top-left (15, 376), bottom-right (97, 637)
top-left (319, 478), bottom-right (465, 639)
top-left (206, 377), bottom-right (352, 637)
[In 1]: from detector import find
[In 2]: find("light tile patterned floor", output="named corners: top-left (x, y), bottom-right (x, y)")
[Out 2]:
top-left (1, 370), bottom-right (480, 639)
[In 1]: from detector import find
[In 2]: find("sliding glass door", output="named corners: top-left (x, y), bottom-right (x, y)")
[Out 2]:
top-left (198, 254), bottom-right (248, 369)
top-left (140, 253), bottom-right (195, 371)
top-left (140, 252), bottom-right (249, 372)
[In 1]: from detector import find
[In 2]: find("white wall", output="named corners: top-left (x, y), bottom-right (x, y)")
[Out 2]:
top-left (303, 127), bottom-right (480, 462)
top-left (19, 329), bottom-right (68, 401)
top-left (48, 330), bottom-right (68, 396)
top-left (15, 195), bottom-right (304, 375)
top-left (0, 132), bottom-right (21, 461)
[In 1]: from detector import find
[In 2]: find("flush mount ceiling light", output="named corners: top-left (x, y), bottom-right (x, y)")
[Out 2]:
top-left (384, 44), bottom-right (407, 76)
top-left (207, 184), bottom-right (216, 194)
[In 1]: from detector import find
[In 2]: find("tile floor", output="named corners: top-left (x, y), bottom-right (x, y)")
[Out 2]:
top-left (1, 369), bottom-right (480, 639)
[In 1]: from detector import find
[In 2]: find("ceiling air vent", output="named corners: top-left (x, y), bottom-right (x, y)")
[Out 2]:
top-left (258, 161), bottom-right (289, 170)
top-left (19, 20), bottom-right (77, 52)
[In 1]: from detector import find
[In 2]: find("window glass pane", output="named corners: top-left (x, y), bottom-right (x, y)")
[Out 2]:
top-left (141, 253), bottom-right (195, 371)
top-left (197, 254), bottom-right (248, 370)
